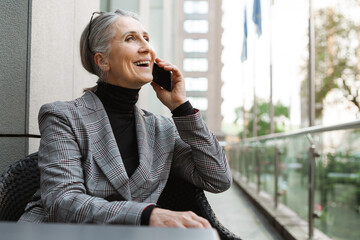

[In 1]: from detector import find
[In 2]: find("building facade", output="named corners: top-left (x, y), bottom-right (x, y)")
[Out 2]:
top-left (176, 0), bottom-right (224, 137)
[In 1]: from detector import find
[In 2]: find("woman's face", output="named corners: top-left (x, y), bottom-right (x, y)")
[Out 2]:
top-left (104, 16), bottom-right (156, 89)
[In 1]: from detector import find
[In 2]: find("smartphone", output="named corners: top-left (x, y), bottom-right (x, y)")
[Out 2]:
top-left (152, 63), bottom-right (172, 91)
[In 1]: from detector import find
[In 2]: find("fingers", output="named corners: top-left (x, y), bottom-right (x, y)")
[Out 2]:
top-left (149, 208), bottom-right (211, 229)
top-left (155, 57), bottom-right (167, 66)
top-left (155, 58), bottom-right (181, 79)
top-left (150, 81), bottom-right (165, 92)
top-left (188, 212), bottom-right (212, 229)
top-left (181, 212), bottom-right (211, 229)
top-left (151, 57), bottom-right (187, 111)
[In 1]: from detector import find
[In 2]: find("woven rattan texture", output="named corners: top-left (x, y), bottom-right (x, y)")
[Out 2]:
top-left (0, 152), bottom-right (40, 221)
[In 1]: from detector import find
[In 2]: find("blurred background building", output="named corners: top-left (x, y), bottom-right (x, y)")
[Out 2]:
top-left (178, 0), bottom-right (224, 137)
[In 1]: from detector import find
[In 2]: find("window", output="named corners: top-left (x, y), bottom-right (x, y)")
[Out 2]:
top-left (185, 77), bottom-right (208, 91)
top-left (183, 58), bottom-right (208, 72)
top-left (188, 97), bottom-right (208, 111)
top-left (183, 39), bottom-right (208, 53)
top-left (184, 20), bottom-right (208, 33)
top-left (184, 1), bottom-right (209, 14)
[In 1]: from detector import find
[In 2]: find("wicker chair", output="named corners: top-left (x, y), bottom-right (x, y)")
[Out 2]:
top-left (0, 152), bottom-right (39, 221)
top-left (0, 153), bottom-right (241, 240)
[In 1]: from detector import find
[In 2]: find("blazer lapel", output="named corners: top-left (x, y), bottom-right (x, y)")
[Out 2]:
top-left (129, 106), bottom-right (155, 198)
top-left (77, 91), bottom-right (131, 200)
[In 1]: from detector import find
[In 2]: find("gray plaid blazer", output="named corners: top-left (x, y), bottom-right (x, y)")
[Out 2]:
top-left (19, 91), bottom-right (232, 225)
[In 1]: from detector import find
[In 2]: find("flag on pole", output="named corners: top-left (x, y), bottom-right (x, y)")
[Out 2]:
top-left (252, 0), bottom-right (262, 36)
top-left (241, 6), bottom-right (248, 62)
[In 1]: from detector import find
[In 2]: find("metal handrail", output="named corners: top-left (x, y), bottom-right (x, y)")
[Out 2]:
top-left (236, 119), bottom-right (360, 143)
top-left (228, 119), bottom-right (360, 239)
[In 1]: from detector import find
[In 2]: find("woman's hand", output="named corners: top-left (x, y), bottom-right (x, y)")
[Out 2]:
top-left (149, 208), bottom-right (212, 229)
top-left (151, 58), bottom-right (187, 111)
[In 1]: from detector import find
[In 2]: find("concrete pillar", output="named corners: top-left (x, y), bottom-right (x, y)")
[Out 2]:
top-left (0, 0), bottom-right (32, 172)
top-left (0, 0), bottom-right (100, 172)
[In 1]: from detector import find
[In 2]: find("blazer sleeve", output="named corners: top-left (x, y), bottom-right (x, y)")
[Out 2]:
top-left (171, 110), bottom-right (232, 193)
top-left (37, 103), bottom-right (153, 225)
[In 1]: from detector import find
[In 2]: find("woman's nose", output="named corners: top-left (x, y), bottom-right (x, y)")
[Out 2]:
top-left (139, 39), bottom-right (152, 53)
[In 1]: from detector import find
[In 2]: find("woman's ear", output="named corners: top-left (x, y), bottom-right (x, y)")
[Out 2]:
top-left (94, 53), bottom-right (110, 71)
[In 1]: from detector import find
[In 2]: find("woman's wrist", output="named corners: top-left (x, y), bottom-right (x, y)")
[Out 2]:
top-left (171, 101), bottom-right (195, 117)
top-left (141, 205), bottom-right (156, 225)
top-left (168, 98), bottom-right (187, 112)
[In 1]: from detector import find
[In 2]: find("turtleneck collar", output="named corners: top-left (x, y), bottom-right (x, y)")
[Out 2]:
top-left (95, 81), bottom-right (140, 114)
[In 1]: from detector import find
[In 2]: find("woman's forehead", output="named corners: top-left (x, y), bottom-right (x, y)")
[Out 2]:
top-left (113, 16), bottom-right (147, 35)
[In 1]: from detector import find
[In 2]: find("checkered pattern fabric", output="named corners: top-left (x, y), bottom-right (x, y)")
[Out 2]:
top-left (19, 91), bottom-right (232, 225)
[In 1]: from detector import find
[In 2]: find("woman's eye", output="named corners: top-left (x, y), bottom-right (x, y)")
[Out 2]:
top-left (126, 36), bottom-right (135, 41)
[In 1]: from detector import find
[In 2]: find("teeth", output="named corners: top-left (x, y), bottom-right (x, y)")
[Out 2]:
top-left (134, 60), bottom-right (150, 66)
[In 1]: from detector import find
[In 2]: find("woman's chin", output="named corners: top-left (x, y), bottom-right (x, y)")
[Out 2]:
top-left (141, 76), bottom-right (154, 84)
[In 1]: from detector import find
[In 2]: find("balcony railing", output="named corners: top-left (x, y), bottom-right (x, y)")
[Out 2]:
top-left (226, 120), bottom-right (360, 240)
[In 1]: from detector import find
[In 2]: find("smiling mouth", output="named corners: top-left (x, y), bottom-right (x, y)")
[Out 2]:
top-left (134, 60), bottom-right (150, 67)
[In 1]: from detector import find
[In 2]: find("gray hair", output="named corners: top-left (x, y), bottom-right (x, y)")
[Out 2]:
top-left (80, 9), bottom-right (139, 80)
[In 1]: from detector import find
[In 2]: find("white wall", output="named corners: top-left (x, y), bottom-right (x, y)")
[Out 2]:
top-left (28, 0), bottom-right (100, 153)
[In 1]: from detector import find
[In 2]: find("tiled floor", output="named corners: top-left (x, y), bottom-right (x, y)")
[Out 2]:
top-left (205, 184), bottom-right (284, 240)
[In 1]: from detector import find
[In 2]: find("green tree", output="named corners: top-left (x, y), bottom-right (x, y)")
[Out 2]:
top-left (301, 3), bottom-right (360, 120)
top-left (234, 101), bottom-right (290, 138)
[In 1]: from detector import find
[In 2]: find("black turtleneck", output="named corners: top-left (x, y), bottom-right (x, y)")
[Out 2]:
top-left (94, 81), bottom-right (195, 225)
top-left (95, 81), bottom-right (140, 178)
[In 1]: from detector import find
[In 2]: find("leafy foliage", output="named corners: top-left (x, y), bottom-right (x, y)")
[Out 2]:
top-left (302, 4), bottom-right (360, 119)
top-left (234, 101), bottom-right (289, 138)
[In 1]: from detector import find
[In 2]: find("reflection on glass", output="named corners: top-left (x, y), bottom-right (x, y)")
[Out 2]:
top-left (183, 39), bottom-right (209, 53)
top-left (248, 146), bottom-right (257, 183)
top-left (183, 58), bottom-right (208, 72)
top-left (278, 136), bottom-right (309, 221)
top-left (184, 20), bottom-right (208, 33)
top-left (313, 129), bottom-right (360, 240)
top-left (184, 1), bottom-right (209, 14)
top-left (188, 97), bottom-right (208, 111)
top-left (226, 127), bottom-right (360, 240)
top-left (185, 77), bottom-right (208, 91)
top-left (259, 142), bottom-right (276, 197)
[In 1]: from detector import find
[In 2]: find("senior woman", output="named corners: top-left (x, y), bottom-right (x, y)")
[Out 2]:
top-left (19, 9), bottom-right (232, 228)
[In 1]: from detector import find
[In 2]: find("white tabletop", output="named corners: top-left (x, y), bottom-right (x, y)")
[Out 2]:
top-left (0, 222), bottom-right (220, 240)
